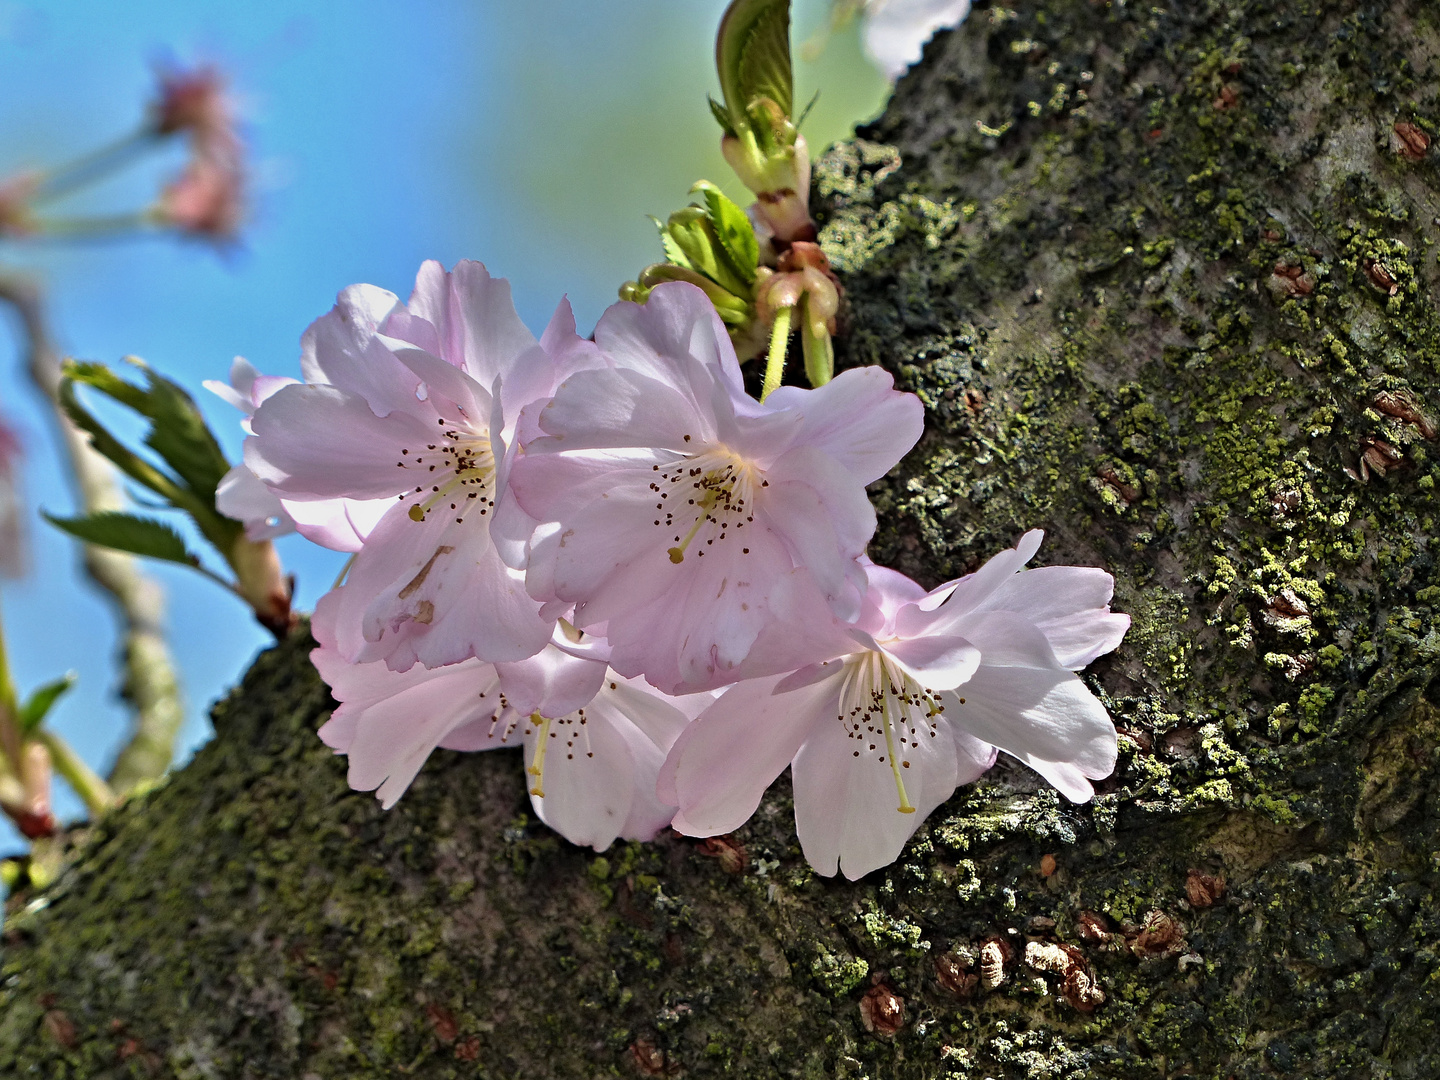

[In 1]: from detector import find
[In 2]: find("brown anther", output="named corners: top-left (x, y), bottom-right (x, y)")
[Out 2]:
top-left (118, 1038), bottom-right (141, 1060)
top-left (963, 387), bottom-right (986, 414)
top-left (1223, 60), bottom-right (1243, 75)
top-left (1363, 258), bottom-right (1400, 296)
top-left (1269, 262), bottom-right (1315, 297)
top-left (1263, 228), bottom-right (1284, 241)
top-left (695, 834), bottom-right (748, 875)
top-left (43, 1009), bottom-right (77, 1049)
top-left (628, 1036), bottom-right (678, 1077)
top-left (426, 1003), bottom-right (459, 1044)
top-left (455, 1036), bottom-right (481, 1062)
top-left (1185, 869), bottom-right (1227, 908)
top-left (934, 952), bottom-right (979, 998)
top-left (1039, 853), bottom-right (1058, 877)
top-left (1027, 914), bottom-right (1058, 934)
top-left (1373, 390), bottom-right (1436, 439)
top-left (1213, 83), bottom-right (1239, 109)
top-left (1128, 909), bottom-right (1186, 958)
top-left (859, 980), bottom-right (905, 1037)
top-left (1076, 909), bottom-right (1113, 944)
top-left (1394, 121), bottom-right (1431, 161)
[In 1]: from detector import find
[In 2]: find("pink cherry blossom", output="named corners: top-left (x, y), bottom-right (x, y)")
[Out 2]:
top-left (506, 281), bottom-right (923, 694)
top-left (311, 596), bottom-right (694, 851)
top-left (246, 261), bottom-right (600, 669)
top-left (206, 357), bottom-right (389, 547)
top-left (661, 531), bottom-right (1128, 879)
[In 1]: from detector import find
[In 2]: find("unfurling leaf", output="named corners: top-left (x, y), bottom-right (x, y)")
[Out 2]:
top-left (43, 510), bottom-right (200, 568)
top-left (692, 181), bottom-right (759, 282)
top-left (715, 0), bottom-right (793, 130)
top-left (18, 673), bottom-right (77, 736)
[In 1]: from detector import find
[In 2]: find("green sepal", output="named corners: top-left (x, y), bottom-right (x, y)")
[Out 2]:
top-left (709, 96), bottom-right (736, 137)
top-left (715, 0), bottom-right (793, 132)
top-left (43, 510), bottom-right (201, 569)
top-left (653, 215), bottom-right (697, 274)
top-left (691, 181), bottom-right (759, 282)
top-left (17, 673), bottom-right (77, 736)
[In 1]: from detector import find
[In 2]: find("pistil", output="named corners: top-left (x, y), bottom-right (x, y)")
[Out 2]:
top-left (526, 713), bottom-right (551, 797)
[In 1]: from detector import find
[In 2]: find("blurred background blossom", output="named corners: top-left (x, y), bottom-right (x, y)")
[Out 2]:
top-left (0, 0), bottom-right (920, 850)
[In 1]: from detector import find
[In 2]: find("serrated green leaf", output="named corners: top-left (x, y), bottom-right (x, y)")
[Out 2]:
top-left (139, 364), bottom-right (231, 502)
top-left (43, 510), bottom-right (200, 568)
top-left (654, 215), bottom-right (696, 272)
top-left (58, 375), bottom-right (183, 503)
top-left (664, 207), bottom-right (753, 298)
top-left (18, 673), bottom-right (76, 735)
top-left (693, 181), bottom-right (759, 283)
top-left (60, 360), bottom-right (245, 560)
top-left (716, 0), bottom-right (793, 126)
top-left (70, 358), bottom-right (231, 503)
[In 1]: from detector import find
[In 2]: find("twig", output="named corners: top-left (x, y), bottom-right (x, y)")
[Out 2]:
top-left (0, 271), bottom-right (184, 795)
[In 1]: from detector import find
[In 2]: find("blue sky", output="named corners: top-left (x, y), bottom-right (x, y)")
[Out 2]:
top-left (0, 0), bottom-right (888, 849)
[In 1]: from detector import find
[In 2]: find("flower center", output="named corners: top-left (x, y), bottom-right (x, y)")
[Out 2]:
top-left (836, 650), bottom-right (945, 814)
top-left (649, 447), bottom-right (764, 564)
top-left (395, 416), bottom-right (496, 524)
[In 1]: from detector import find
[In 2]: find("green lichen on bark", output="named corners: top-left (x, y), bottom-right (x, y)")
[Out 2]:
top-left (4, 0), bottom-right (1440, 1076)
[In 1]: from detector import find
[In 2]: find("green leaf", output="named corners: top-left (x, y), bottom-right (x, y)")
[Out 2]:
top-left (60, 360), bottom-right (245, 561)
top-left (18, 673), bottom-right (76, 736)
top-left (716, 0), bottom-right (793, 127)
top-left (43, 510), bottom-right (201, 568)
top-left (68, 358), bottom-right (231, 503)
top-left (653, 215), bottom-right (696, 272)
top-left (692, 181), bottom-right (759, 282)
top-left (58, 376), bottom-right (183, 504)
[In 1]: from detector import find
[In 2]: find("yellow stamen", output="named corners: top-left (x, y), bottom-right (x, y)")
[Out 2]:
top-left (877, 656), bottom-right (917, 814)
top-left (667, 509), bottom-right (709, 563)
top-left (526, 713), bottom-right (551, 797)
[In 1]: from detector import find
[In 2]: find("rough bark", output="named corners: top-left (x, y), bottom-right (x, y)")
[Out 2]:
top-left (4, 0), bottom-right (1440, 1076)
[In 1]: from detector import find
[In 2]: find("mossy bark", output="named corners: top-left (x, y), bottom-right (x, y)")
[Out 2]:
top-left (5, 0), bottom-right (1440, 1076)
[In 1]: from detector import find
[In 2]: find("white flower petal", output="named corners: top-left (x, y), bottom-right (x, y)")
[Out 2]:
top-left (665, 671), bottom-right (836, 835)
top-left (792, 708), bottom-right (960, 880)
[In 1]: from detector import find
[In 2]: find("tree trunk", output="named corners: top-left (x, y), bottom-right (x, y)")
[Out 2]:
top-left (5, 1), bottom-right (1440, 1075)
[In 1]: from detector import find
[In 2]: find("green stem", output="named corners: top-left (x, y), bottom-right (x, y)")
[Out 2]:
top-left (31, 212), bottom-right (155, 239)
top-left (31, 128), bottom-right (159, 205)
top-left (34, 729), bottom-right (115, 818)
top-left (761, 305), bottom-right (793, 401)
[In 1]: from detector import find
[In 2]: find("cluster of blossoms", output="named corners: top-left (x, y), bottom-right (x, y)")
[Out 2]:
top-left (222, 260), bottom-right (1127, 879)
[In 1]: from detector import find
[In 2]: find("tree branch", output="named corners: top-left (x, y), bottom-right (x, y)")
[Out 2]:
top-left (0, 272), bottom-right (183, 795)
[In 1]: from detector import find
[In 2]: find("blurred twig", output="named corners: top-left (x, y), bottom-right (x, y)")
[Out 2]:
top-left (0, 272), bottom-right (183, 795)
